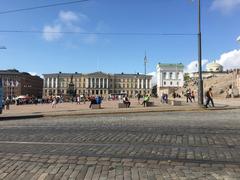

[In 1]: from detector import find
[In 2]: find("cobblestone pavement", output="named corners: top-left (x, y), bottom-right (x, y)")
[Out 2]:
top-left (0, 110), bottom-right (240, 179)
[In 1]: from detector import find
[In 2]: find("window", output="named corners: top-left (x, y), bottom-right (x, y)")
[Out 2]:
top-left (163, 72), bottom-right (166, 79)
top-left (170, 81), bottom-right (173, 85)
top-left (170, 73), bottom-right (173, 79)
top-left (164, 81), bottom-right (166, 85)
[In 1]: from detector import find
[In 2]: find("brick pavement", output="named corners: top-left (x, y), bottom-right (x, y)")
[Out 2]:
top-left (0, 110), bottom-right (240, 179)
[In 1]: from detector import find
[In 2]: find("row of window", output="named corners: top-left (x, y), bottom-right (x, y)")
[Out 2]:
top-left (163, 81), bottom-right (179, 86)
top-left (163, 72), bottom-right (181, 80)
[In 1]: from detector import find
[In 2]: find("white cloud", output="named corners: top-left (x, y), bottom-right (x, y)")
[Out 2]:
top-left (211, 0), bottom-right (240, 13)
top-left (147, 72), bottom-right (157, 86)
top-left (28, 72), bottom-right (37, 76)
top-left (216, 49), bottom-right (240, 70)
top-left (42, 25), bottom-right (62, 41)
top-left (185, 59), bottom-right (209, 73)
top-left (42, 11), bottom-right (88, 42)
top-left (28, 72), bottom-right (43, 78)
top-left (59, 11), bottom-right (79, 23)
top-left (237, 36), bottom-right (240, 42)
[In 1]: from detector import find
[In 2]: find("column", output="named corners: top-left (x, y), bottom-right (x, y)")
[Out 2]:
top-left (85, 78), bottom-right (89, 88)
top-left (107, 79), bottom-right (109, 88)
top-left (103, 78), bottom-right (105, 88)
top-left (90, 78), bottom-right (93, 88)
top-left (51, 78), bottom-right (54, 88)
top-left (47, 78), bottom-right (49, 88)
top-left (94, 78), bottom-right (96, 88)
top-left (137, 79), bottom-right (140, 89)
top-left (146, 79), bottom-right (148, 89)
top-left (55, 78), bottom-right (58, 88)
top-left (141, 79), bottom-right (144, 89)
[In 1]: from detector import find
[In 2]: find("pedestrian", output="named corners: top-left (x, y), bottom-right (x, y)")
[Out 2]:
top-left (5, 98), bottom-right (10, 110)
top-left (142, 94), bottom-right (150, 107)
top-left (77, 96), bottom-right (80, 104)
top-left (186, 89), bottom-right (192, 103)
top-left (83, 94), bottom-right (86, 104)
top-left (89, 96), bottom-right (96, 108)
top-left (123, 95), bottom-right (131, 108)
top-left (191, 90), bottom-right (195, 102)
top-left (137, 93), bottom-right (141, 104)
top-left (205, 88), bottom-right (214, 108)
top-left (52, 97), bottom-right (57, 108)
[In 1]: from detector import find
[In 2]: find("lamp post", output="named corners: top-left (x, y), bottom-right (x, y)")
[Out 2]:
top-left (197, 0), bottom-right (204, 105)
top-left (144, 53), bottom-right (147, 94)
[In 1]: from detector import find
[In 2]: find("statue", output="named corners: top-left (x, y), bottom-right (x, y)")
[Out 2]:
top-left (67, 75), bottom-right (76, 98)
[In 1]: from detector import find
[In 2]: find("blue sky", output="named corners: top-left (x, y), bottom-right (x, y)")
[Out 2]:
top-left (0, 0), bottom-right (240, 77)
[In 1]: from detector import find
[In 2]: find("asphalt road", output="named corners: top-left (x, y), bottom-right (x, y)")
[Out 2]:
top-left (0, 110), bottom-right (240, 179)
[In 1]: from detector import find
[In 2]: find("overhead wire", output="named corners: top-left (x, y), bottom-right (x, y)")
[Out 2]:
top-left (0, 30), bottom-right (197, 36)
top-left (0, 0), bottom-right (89, 15)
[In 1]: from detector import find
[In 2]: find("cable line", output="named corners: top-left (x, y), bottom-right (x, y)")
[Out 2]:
top-left (0, 0), bottom-right (89, 15)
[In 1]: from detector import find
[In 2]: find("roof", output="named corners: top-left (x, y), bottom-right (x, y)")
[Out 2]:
top-left (157, 63), bottom-right (184, 68)
top-left (114, 73), bottom-right (152, 78)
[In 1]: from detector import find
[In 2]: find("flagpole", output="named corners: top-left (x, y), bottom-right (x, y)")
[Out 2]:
top-left (198, 0), bottom-right (204, 105)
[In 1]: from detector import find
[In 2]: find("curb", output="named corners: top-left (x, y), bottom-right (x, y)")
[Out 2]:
top-left (0, 114), bottom-right (44, 121)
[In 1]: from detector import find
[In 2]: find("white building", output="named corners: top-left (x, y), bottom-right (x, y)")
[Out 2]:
top-left (156, 63), bottom-right (184, 96)
top-left (206, 61), bottom-right (223, 72)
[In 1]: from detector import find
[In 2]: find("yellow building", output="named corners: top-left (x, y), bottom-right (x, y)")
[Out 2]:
top-left (43, 71), bottom-right (152, 98)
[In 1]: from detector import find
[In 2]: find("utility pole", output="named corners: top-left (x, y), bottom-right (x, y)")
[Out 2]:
top-left (198, 0), bottom-right (204, 105)
top-left (144, 53), bottom-right (147, 94)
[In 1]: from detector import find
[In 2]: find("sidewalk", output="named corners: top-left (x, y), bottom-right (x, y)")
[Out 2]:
top-left (0, 98), bottom-right (237, 120)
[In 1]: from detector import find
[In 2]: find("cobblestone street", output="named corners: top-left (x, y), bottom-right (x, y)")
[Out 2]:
top-left (0, 110), bottom-right (240, 179)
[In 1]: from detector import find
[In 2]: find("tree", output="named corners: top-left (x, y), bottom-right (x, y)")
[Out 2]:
top-left (184, 73), bottom-right (191, 82)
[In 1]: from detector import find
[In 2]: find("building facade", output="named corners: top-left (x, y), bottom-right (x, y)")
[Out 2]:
top-left (156, 63), bottom-right (184, 96)
top-left (0, 69), bottom-right (43, 99)
top-left (43, 72), bottom-right (152, 98)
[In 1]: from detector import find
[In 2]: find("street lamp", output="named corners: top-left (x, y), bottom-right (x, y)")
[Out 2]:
top-left (197, 0), bottom-right (204, 105)
top-left (144, 53), bottom-right (148, 94)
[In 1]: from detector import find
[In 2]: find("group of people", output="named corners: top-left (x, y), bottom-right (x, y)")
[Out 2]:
top-left (123, 94), bottom-right (151, 108)
top-left (89, 96), bottom-right (102, 108)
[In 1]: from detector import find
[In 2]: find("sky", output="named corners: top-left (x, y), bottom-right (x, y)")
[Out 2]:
top-left (0, 0), bottom-right (240, 81)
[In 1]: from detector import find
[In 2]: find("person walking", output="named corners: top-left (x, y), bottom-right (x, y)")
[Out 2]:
top-left (186, 89), bottom-right (192, 103)
top-left (52, 97), bottom-right (57, 108)
top-left (191, 90), bottom-right (195, 102)
top-left (77, 96), bottom-right (80, 104)
top-left (205, 88), bottom-right (214, 108)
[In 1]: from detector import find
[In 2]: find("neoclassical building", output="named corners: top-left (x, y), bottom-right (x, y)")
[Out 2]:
top-left (156, 63), bottom-right (184, 96)
top-left (43, 72), bottom-right (152, 98)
